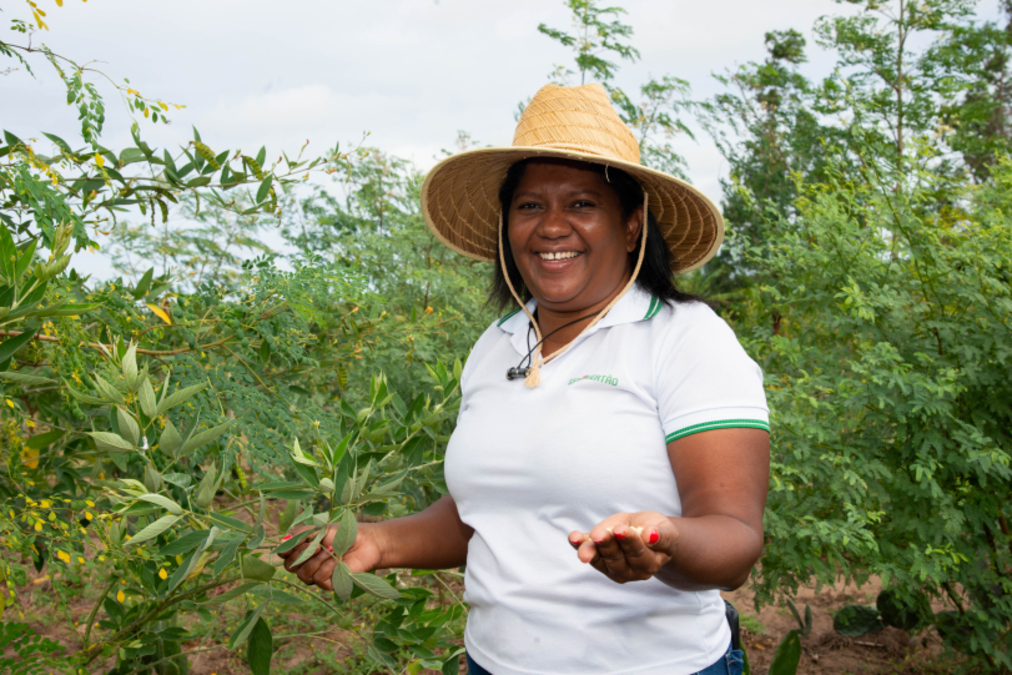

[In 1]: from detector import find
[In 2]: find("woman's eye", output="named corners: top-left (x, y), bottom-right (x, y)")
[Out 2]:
top-left (517, 202), bottom-right (540, 210)
top-left (572, 200), bottom-right (595, 208)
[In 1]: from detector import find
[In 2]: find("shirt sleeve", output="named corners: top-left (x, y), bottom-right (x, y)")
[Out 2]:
top-left (654, 303), bottom-right (770, 443)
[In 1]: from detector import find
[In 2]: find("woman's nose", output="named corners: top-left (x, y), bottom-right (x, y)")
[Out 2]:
top-left (536, 204), bottom-right (571, 239)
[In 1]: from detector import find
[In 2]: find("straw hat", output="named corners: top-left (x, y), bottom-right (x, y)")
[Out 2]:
top-left (420, 83), bottom-right (724, 273)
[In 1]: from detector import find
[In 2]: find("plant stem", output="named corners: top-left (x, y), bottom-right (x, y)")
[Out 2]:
top-left (82, 576), bottom-right (118, 651)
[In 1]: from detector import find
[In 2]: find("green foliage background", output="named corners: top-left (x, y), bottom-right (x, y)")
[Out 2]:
top-left (2, 0), bottom-right (1012, 673)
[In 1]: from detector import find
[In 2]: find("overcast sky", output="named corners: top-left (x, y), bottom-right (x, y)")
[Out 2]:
top-left (4, 0), bottom-right (1002, 277)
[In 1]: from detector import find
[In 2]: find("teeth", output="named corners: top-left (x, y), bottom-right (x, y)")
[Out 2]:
top-left (538, 251), bottom-right (579, 261)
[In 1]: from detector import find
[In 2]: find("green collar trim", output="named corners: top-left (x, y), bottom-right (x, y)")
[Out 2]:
top-left (643, 295), bottom-right (663, 320)
top-left (497, 308), bottom-right (522, 327)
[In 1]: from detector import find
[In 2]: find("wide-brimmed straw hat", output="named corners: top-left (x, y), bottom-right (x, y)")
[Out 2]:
top-left (420, 83), bottom-right (724, 273)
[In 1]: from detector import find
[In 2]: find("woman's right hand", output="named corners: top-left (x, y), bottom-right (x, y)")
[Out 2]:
top-left (276, 522), bottom-right (384, 591)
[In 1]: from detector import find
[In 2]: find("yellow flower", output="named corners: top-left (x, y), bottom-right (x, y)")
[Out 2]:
top-left (85, 500), bottom-right (95, 508)
top-left (85, 512), bottom-right (93, 521)
top-left (57, 550), bottom-right (71, 563)
top-left (158, 569), bottom-right (168, 580)
top-left (116, 590), bottom-right (125, 603)
top-left (34, 521), bottom-right (43, 532)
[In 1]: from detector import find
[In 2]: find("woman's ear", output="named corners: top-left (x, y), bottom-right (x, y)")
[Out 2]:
top-left (625, 205), bottom-right (644, 253)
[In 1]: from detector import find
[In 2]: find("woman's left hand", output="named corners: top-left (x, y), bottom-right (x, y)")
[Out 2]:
top-left (568, 511), bottom-right (679, 584)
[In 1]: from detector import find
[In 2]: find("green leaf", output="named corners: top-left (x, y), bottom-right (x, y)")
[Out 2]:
top-left (157, 383), bottom-right (207, 415)
top-left (91, 374), bottom-right (126, 405)
top-left (227, 604), bottom-right (266, 650)
top-left (121, 342), bottom-right (139, 389)
top-left (31, 302), bottom-right (102, 318)
top-left (247, 524), bottom-right (266, 551)
top-left (158, 419), bottom-right (183, 457)
top-left (332, 562), bottom-right (353, 602)
top-left (0, 371), bottom-right (56, 386)
top-left (441, 649), bottom-right (464, 675)
top-left (246, 617), bottom-right (273, 675)
top-left (291, 528), bottom-right (326, 567)
top-left (162, 472), bottom-right (192, 488)
top-left (768, 630), bottom-right (801, 675)
top-left (87, 431), bottom-right (134, 453)
top-left (330, 510), bottom-right (357, 558)
top-left (214, 535), bottom-right (244, 577)
top-left (207, 512), bottom-right (253, 533)
top-left (351, 572), bottom-right (400, 600)
top-left (136, 493), bottom-right (183, 516)
top-left (25, 430), bottom-right (64, 450)
top-left (66, 384), bottom-right (106, 405)
top-left (139, 379), bottom-right (157, 418)
top-left (42, 132), bottom-right (75, 156)
top-left (255, 176), bottom-right (272, 203)
top-left (14, 239), bottom-right (37, 281)
top-left (241, 554), bottom-right (276, 582)
top-left (167, 548), bottom-right (201, 592)
top-left (158, 530), bottom-right (210, 557)
top-left (248, 586), bottom-right (304, 605)
top-left (271, 528), bottom-right (313, 555)
top-left (279, 499), bottom-right (299, 535)
top-left (202, 581), bottom-right (260, 605)
top-left (179, 421), bottom-right (231, 455)
top-left (194, 463), bottom-right (217, 509)
top-left (0, 225), bottom-right (15, 281)
top-left (132, 268), bottom-right (154, 299)
top-left (0, 332), bottom-right (35, 366)
top-left (125, 514), bottom-right (180, 546)
top-left (116, 407), bottom-right (140, 446)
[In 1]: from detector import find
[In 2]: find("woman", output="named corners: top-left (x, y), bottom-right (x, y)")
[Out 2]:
top-left (280, 84), bottom-right (770, 675)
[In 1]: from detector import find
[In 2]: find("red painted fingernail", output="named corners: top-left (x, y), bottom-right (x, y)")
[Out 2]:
top-left (282, 534), bottom-right (292, 541)
top-left (614, 531), bottom-right (627, 540)
top-left (648, 529), bottom-right (660, 545)
top-left (326, 545), bottom-right (333, 552)
top-left (593, 539), bottom-right (605, 546)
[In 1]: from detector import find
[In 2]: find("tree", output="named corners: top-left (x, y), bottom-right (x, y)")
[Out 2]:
top-left (280, 149), bottom-right (494, 401)
top-left (536, 0), bottom-right (696, 179)
top-left (1, 5), bottom-right (469, 674)
top-left (701, 29), bottom-right (843, 299)
top-left (537, 0), bottom-right (640, 86)
top-left (745, 147), bottom-right (1012, 671)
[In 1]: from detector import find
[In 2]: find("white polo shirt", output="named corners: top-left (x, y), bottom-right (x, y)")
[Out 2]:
top-left (444, 285), bottom-right (769, 675)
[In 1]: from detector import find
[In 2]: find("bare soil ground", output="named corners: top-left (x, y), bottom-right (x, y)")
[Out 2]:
top-left (722, 576), bottom-right (963, 674)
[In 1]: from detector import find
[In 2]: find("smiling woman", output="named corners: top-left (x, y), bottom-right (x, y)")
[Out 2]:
top-left (279, 84), bottom-right (770, 675)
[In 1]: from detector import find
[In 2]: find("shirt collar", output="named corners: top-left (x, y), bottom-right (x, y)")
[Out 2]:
top-left (496, 284), bottom-right (659, 337)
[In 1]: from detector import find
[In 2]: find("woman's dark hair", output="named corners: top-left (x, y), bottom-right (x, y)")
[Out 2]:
top-left (490, 158), bottom-right (700, 313)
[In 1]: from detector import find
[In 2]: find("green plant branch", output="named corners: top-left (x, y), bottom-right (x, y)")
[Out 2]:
top-left (81, 575), bottom-right (118, 651)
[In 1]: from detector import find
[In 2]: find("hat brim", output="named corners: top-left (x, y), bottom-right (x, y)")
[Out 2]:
top-left (420, 146), bottom-right (724, 274)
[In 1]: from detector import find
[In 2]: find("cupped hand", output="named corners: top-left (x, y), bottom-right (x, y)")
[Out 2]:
top-left (276, 523), bottom-right (383, 591)
top-left (568, 511), bottom-right (678, 584)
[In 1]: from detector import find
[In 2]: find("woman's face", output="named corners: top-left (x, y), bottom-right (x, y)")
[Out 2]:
top-left (507, 159), bottom-right (641, 314)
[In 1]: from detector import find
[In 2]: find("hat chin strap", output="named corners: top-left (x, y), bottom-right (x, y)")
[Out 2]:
top-left (498, 191), bottom-right (649, 389)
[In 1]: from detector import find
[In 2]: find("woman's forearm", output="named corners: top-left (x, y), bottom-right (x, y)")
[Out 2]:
top-left (655, 514), bottom-right (763, 592)
top-left (372, 494), bottom-right (473, 570)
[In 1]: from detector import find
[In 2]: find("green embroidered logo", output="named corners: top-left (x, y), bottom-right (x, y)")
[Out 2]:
top-left (568, 374), bottom-right (619, 387)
